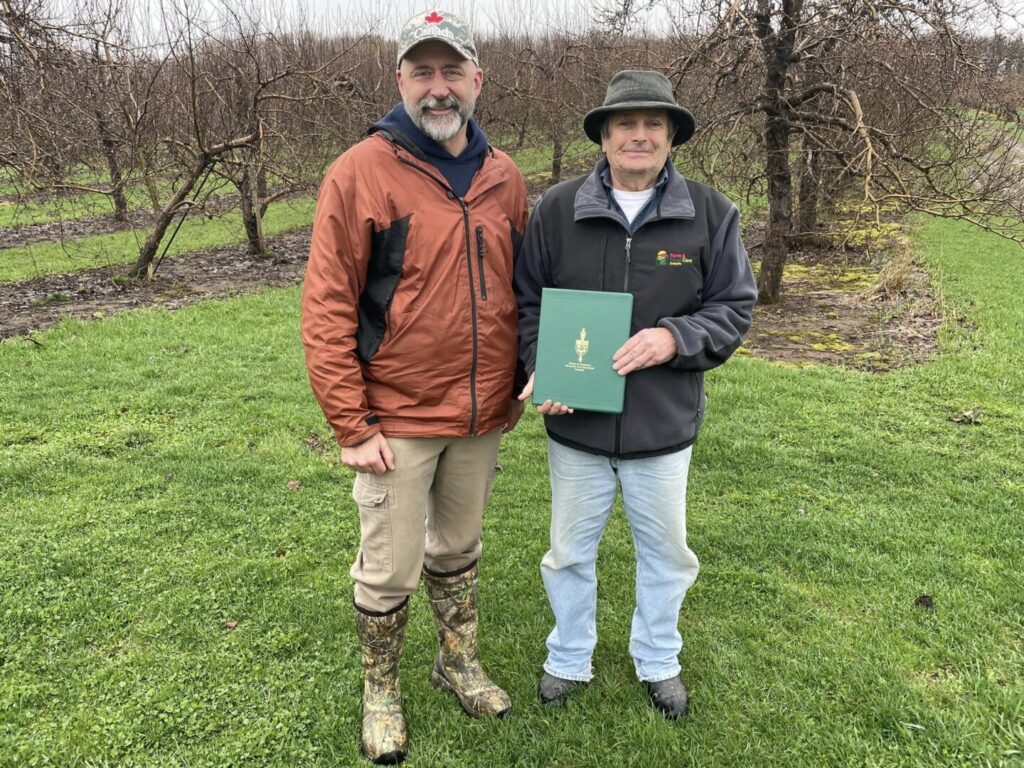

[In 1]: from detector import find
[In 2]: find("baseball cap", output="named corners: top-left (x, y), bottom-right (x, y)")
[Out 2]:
top-left (396, 9), bottom-right (478, 67)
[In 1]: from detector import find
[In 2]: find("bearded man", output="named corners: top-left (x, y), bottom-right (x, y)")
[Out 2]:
top-left (301, 9), bottom-right (528, 764)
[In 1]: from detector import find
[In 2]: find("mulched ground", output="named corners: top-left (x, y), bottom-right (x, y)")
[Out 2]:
top-left (0, 222), bottom-right (944, 371)
top-left (0, 231), bottom-right (309, 339)
top-left (0, 207), bottom-right (159, 249)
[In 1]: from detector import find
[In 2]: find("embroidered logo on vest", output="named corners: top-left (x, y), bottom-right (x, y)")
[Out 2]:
top-left (656, 250), bottom-right (692, 266)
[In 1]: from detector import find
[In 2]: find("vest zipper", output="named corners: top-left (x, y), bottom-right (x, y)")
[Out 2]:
top-left (475, 226), bottom-right (488, 301)
top-left (623, 236), bottom-right (632, 291)
top-left (616, 235), bottom-right (633, 455)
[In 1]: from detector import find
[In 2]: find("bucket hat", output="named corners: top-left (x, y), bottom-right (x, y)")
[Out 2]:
top-left (583, 70), bottom-right (695, 147)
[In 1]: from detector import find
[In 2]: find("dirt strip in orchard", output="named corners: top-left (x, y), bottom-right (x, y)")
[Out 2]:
top-left (0, 224), bottom-right (943, 372)
top-left (1, 231), bottom-right (310, 340)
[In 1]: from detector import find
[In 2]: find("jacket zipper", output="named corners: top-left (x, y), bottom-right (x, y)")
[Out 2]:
top-left (460, 198), bottom-right (480, 436)
top-left (623, 236), bottom-right (632, 291)
top-left (615, 235), bottom-right (633, 455)
top-left (475, 226), bottom-right (488, 301)
top-left (395, 154), bottom-right (480, 436)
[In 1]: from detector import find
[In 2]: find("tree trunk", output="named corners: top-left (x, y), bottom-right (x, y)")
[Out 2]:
top-left (796, 134), bottom-right (822, 237)
top-left (131, 133), bottom-right (256, 278)
top-left (95, 108), bottom-right (128, 221)
top-left (256, 164), bottom-right (268, 206)
top-left (239, 163), bottom-right (267, 257)
top-left (241, 133), bottom-right (269, 257)
top-left (89, 45), bottom-right (128, 220)
top-left (130, 148), bottom-right (162, 213)
top-left (516, 122), bottom-right (528, 149)
top-left (755, 0), bottom-right (800, 305)
top-left (141, 161), bottom-right (162, 213)
top-left (549, 131), bottom-right (563, 185)
top-left (132, 152), bottom-right (208, 278)
top-left (757, 113), bottom-right (792, 304)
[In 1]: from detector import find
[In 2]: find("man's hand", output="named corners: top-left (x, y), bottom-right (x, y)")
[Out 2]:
top-left (613, 328), bottom-right (677, 376)
top-left (341, 432), bottom-right (395, 475)
top-left (518, 372), bottom-right (574, 415)
top-left (502, 398), bottom-right (526, 433)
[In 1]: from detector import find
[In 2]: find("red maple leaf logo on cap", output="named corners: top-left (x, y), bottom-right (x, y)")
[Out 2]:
top-left (424, 11), bottom-right (444, 23)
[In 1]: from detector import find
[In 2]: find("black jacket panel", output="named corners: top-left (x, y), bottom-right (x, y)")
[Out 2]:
top-left (515, 157), bottom-right (756, 458)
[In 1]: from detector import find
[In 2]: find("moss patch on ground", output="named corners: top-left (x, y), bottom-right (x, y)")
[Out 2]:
top-left (745, 222), bottom-right (945, 372)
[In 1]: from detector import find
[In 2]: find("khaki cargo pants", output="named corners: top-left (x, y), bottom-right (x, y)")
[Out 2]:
top-left (349, 431), bottom-right (502, 613)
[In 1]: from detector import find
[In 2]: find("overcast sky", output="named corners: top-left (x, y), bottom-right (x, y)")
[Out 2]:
top-left (51, 0), bottom-right (1024, 43)
top-left (223, 0), bottom-right (667, 38)
top-left (263, 0), bottom-right (1024, 38)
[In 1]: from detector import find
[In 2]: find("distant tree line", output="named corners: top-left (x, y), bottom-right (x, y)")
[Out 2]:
top-left (2, 0), bottom-right (1023, 301)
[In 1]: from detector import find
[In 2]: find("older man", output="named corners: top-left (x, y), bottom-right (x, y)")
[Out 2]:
top-left (302, 9), bottom-right (527, 764)
top-left (515, 70), bottom-right (756, 719)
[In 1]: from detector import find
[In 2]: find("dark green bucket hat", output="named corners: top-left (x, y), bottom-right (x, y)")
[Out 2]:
top-left (583, 70), bottom-right (696, 147)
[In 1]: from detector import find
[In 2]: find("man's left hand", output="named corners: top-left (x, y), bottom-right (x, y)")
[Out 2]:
top-left (502, 398), bottom-right (526, 433)
top-left (613, 328), bottom-right (677, 376)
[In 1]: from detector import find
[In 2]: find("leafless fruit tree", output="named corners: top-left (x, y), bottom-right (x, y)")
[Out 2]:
top-left (648, 0), bottom-right (1024, 302)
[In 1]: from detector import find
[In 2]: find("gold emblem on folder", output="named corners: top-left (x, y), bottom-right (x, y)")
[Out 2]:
top-left (575, 328), bottom-right (590, 363)
top-left (566, 328), bottom-right (594, 372)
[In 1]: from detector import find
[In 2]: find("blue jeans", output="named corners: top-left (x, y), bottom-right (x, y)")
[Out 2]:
top-left (541, 438), bottom-right (699, 683)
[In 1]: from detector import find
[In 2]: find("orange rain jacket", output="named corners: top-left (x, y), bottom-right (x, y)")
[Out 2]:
top-left (301, 130), bottom-right (528, 448)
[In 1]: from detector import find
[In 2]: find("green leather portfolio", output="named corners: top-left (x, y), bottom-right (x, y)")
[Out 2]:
top-left (532, 288), bottom-right (633, 414)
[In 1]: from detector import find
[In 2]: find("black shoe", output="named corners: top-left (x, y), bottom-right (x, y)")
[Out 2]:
top-left (538, 671), bottom-right (582, 706)
top-left (366, 749), bottom-right (405, 766)
top-left (644, 676), bottom-right (689, 719)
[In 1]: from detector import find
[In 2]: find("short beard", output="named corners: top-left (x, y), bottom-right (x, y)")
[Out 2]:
top-left (406, 93), bottom-right (475, 144)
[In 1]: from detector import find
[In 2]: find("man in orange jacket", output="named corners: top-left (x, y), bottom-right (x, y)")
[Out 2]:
top-left (301, 9), bottom-right (528, 765)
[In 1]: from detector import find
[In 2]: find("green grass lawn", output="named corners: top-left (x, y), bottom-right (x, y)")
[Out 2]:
top-left (1, 215), bottom-right (1022, 766)
top-left (0, 198), bottom-right (316, 283)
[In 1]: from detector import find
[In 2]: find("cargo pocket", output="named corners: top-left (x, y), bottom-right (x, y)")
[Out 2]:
top-left (352, 476), bottom-right (393, 573)
top-left (483, 463), bottom-right (502, 507)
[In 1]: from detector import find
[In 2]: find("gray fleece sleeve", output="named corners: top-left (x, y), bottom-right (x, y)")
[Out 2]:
top-left (657, 204), bottom-right (756, 372)
top-left (513, 199), bottom-right (550, 376)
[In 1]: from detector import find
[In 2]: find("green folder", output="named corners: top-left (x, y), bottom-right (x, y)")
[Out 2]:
top-left (532, 288), bottom-right (633, 413)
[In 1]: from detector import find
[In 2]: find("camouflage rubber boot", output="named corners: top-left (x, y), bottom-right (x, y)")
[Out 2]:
top-left (423, 563), bottom-right (512, 719)
top-left (354, 600), bottom-right (409, 765)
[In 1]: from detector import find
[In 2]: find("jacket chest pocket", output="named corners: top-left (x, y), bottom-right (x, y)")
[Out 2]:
top-left (473, 225), bottom-right (514, 310)
top-left (635, 243), bottom-right (706, 315)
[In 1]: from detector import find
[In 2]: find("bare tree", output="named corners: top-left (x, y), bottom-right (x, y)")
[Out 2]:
top-left (200, 13), bottom-right (367, 257)
top-left (7, 0), bottom-right (1022, 301)
top-left (486, 31), bottom-right (596, 183)
top-left (0, 0), bottom-right (138, 209)
top-left (654, 0), bottom-right (1024, 303)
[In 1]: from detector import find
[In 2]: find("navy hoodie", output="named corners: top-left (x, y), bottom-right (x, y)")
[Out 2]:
top-left (372, 103), bottom-right (488, 198)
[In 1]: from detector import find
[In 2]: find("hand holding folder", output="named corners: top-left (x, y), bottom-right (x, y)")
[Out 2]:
top-left (530, 288), bottom-right (634, 414)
